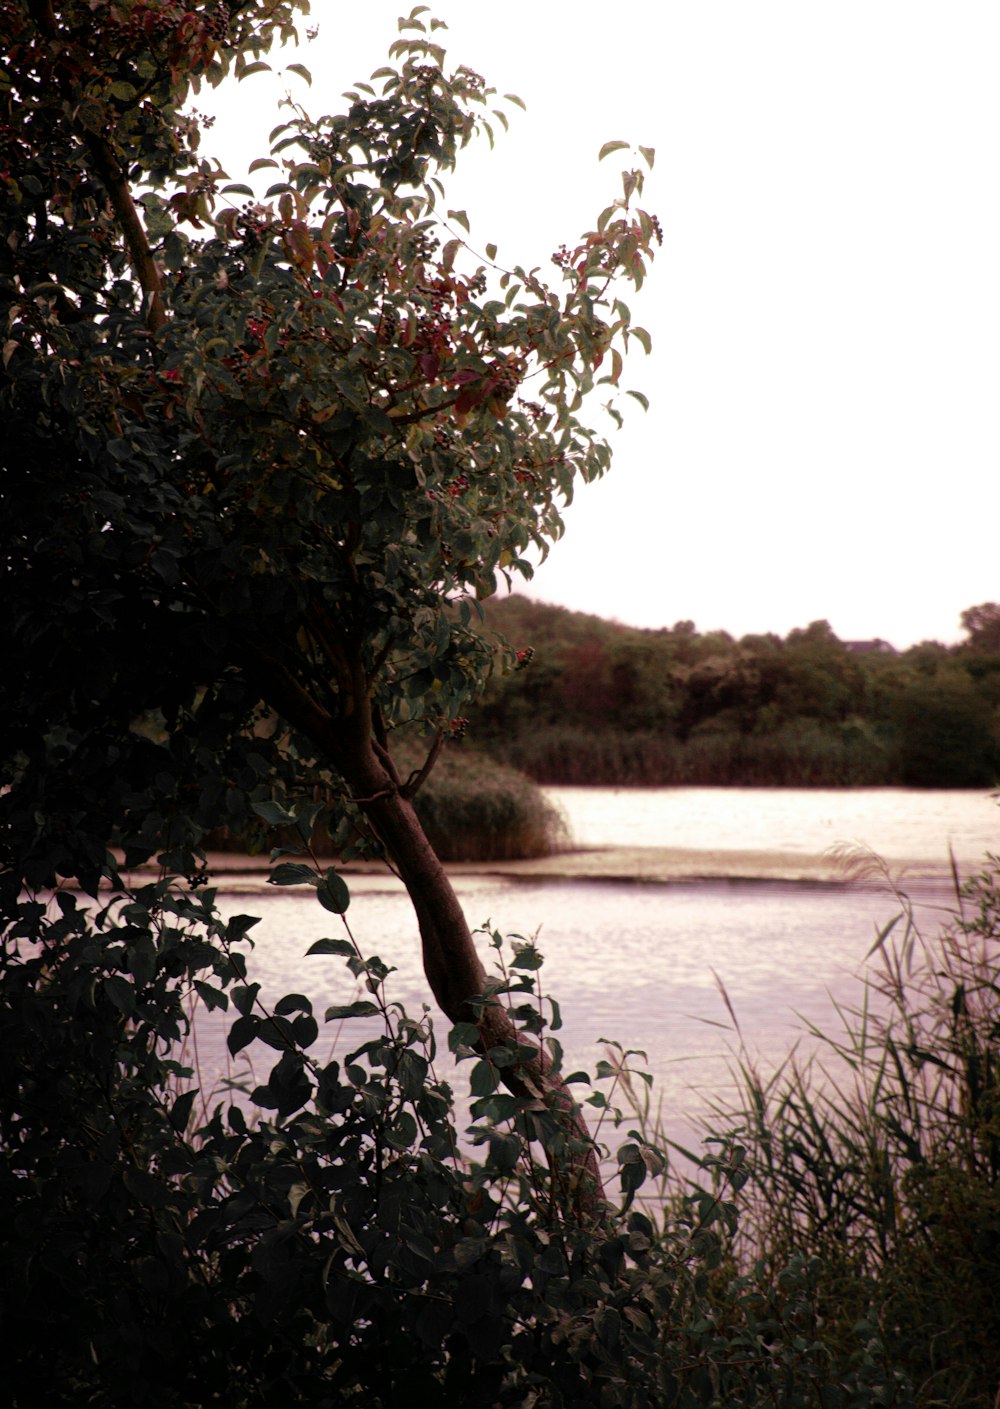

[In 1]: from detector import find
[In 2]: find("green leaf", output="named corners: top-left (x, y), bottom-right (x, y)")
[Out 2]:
top-left (599, 140), bottom-right (630, 161)
top-left (485, 242), bottom-right (497, 262)
top-left (256, 1015), bottom-right (295, 1050)
top-left (126, 935), bottom-right (157, 986)
top-left (228, 1013), bottom-right (260, 1055)
top-left (103, 975), bottom-right (135, 1015)
top-left (193, 980), bottom-right (228, 1012)
top-left (268, 861), bottom-right (318, 887)
top-left (504, 93), bottom-right (526, 110)
top-left (447, 209), bottom-right (470, 234)
top-left (252, 798), bottom-right (295, 826)
top-left (630, 325), bottom-right (652, 355)
top-left (274, 993), bottom-right (312, 1016)
top-left (123, 1167), bottom-right (169, 1206)
top-left (469, 1059), bottom-right (498, 1097)
top-left (639, 144), bottom-right (655, 168)
top-left (306, 937), bottom-right (356, 958)
top-left (448, 1021), bottom-right (481, 1053)
top-left (221, 183), bottom-right (254, 197)
top-left (231, 983), bottom-right (261, 1017)
top-left (316, 869), bottom-right (350, 914)
top-left (238, 61), bottom-right (272, 79)
top-left (286, 63), bottom-right (312, 86)
top-left (324, 1000), bottom-right (380, 1020)
top-left (626, 388), bottom-right (650, 411)
top-left (248, 157), bottom-right (280, 173)
top-left (169, 1089), bottom-right (197, 1133)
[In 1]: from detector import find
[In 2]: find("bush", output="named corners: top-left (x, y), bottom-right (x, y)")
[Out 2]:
top-left (411, 747), bottom-right (569, 861)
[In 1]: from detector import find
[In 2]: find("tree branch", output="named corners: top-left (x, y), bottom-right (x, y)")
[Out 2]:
top-left (83, 134), bottom-right (167, 335)
top-left (400, 729), bottom-right (443, 798)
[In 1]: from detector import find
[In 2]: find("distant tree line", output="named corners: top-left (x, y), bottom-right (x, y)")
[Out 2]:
top-left (471, 599), bottom-right (1000, 788)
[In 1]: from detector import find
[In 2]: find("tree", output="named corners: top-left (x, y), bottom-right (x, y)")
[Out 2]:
top-left (960, 602), bottom-right (1000, 654)
top-left (1, 0), bottom-right (657, 1211)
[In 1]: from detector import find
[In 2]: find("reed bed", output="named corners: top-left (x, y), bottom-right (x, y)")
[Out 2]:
top-left (633, 850), bottom-right (1000, 1408)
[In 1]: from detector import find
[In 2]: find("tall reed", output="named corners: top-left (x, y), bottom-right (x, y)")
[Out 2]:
top-left (676, 851), bottom-right (1000, 1407)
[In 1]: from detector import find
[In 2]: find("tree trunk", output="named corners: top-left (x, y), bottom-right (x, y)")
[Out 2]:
top-left (342, 737), bottom-right (608, 1215)
top-left (240, 593), bottom-right (607, 1215)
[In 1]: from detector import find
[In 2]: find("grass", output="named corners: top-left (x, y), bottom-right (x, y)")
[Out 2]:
top-left (628, 849), bottom-right (1000, 1408)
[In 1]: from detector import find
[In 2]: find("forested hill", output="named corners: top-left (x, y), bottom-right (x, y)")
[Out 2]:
top-left (470, 597), bottom-right (1000, 788)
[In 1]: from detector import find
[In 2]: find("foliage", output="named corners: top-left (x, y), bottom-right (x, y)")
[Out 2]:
top-left (472, 597), bottom-right (1000, 787)
top-left (690, 853), bottom-right (1000, 1409)
top-left (0, 853), bottom-right (928, 1408)
top-left (1, 0), bottom-right (660, 1210)
top-left (407, 743), bottom-right (569, 861)
top-left (960, 601), bottom-right (1000, 655)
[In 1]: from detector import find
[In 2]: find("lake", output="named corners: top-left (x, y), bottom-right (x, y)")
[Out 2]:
top-left (191, 787), bottom-right (998, 1160)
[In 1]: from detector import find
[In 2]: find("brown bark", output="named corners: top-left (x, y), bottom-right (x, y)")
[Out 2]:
top-left (240, 634), bottom-right (607, 1216)
top-left (27, 0), bottom-right (166, 334)
top-left (343, 736), bottom-right (608, 1217)
top-left (83, 135), bottom-right (167, 335)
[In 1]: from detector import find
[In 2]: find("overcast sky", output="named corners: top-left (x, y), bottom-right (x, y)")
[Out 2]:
top-left (199, 2), bottom-right (1000, 648)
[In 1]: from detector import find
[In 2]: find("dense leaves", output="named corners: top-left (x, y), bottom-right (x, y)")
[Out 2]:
top-left (1, 0), bottom-right (658, 1185)
top-left (472, 597), bottom-right (1000, 787)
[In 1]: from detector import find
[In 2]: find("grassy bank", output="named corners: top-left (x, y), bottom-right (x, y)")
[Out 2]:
top-left (407, 744), bottom-right (569, 862)
top-left (487, 720), bottom-right (897, 787)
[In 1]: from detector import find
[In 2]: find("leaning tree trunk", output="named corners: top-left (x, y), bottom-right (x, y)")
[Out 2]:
top-left (343, 735), bottom-right (608, 1216)
top-left (245, 637), bottom-right (606, 1216)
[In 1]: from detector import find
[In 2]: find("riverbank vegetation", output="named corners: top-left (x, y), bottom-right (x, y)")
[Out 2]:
top-left (708, 853), bottom-right (1000, 1408)
top-left (3, 839), bottom-right (996, 1405)
top-left (206, 733), bottom-right (569, 862)
top-left (472, 596), bottom-right (1000, 788)
top-left (4, 3), bottom-right (997, 1403)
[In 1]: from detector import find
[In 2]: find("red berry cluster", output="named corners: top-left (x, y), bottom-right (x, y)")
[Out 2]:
top-left (514, 647), bottom-right (535, 671)
top-left (446, 474), bottom-right (469, 500)
top-left (235, 205), bottom-right (272, 252)
top-left (409, 230), bottom-right (440, 262)
top-left (411, 290), bottom-right (454, 354)
top-left (377, 304), bottom-right (400, 341)
top-left (489, 358), bottom-right (520, 400)
top-left (107, 1), bottom-right (186, 47)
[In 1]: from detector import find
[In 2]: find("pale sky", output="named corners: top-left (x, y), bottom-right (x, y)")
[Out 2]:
top-left (198, 2), bottom-right (1000, 648)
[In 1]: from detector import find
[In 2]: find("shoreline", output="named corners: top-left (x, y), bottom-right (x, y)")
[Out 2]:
top-left (191, 845), bottom-right (963, 894)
